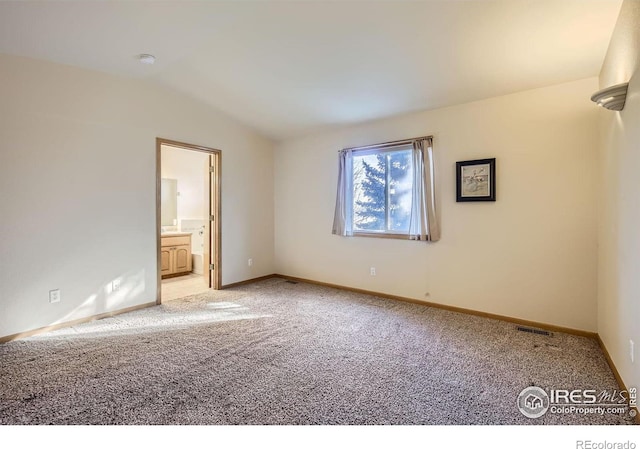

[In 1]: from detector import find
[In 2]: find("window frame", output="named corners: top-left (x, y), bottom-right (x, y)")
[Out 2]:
top-left (350, 143), bottom-right (415, 239)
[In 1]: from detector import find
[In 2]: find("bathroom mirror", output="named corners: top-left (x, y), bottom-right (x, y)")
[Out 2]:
top-left (161, 178), bottom-right (178, 226)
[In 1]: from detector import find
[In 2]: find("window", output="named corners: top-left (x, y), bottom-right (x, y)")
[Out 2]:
top-left (332, 137), bottom-right (440, 241)
top-left (352, 145), bottom-right (414, 234)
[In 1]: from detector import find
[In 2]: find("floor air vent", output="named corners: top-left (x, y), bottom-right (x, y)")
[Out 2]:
top-left (285, 280), bottom-right (298, 284)
top-left (516, 326), bottom-right (551, 336)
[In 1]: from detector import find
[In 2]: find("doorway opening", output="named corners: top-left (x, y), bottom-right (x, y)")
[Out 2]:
top-left (156, 138), bottom-right (221, 304)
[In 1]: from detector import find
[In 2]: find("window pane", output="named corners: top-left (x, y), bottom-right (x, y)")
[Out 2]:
top-left (353, 153), bottom-right (386, 231)
top-left (352, 148), bottom-right (413, 233)
top-left (388, 150), bottom-right (413, 232)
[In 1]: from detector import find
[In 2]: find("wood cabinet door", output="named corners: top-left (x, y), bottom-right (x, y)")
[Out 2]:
top-left (174, 245), bottom-right (191, 273)
top-left (161, 247), bottom-right (173, 275)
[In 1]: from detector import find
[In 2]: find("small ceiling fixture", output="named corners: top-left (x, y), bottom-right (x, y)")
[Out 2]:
top-left (590, 82), bottom-right (629, 111)
top-left (138, 54), bottom-right (156, 65)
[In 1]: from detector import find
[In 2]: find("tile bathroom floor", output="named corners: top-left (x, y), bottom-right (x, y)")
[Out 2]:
top-left (161, 273), bottom-right (210, 302)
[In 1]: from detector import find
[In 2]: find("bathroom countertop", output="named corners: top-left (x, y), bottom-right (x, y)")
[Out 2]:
top-left (161, 232), bottom-right (192, 237)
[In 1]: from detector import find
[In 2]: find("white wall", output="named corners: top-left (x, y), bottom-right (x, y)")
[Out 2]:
top-left (596, 0), bottom-right (640, 392)
top-left (0, 53), bottom-right (275, 338)
top-left (161, 146), bottom-right (208, 225)
top-left (275, 78), bottom-right (599, 331)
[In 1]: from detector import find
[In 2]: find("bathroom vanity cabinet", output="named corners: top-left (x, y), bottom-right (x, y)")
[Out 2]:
top-left (161, 233), bottom-right (192, 278)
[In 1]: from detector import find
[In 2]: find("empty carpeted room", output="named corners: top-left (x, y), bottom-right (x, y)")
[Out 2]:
top-left (1, 0), bottom-right (639, 443)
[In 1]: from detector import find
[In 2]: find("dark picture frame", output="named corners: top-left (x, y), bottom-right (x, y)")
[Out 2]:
top-left (456, 158), bottom-right (496, 202)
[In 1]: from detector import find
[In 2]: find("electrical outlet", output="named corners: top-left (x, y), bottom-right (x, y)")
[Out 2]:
top-left (370, 267), bottom-right (376, 276)
top-left (630, 340), bottom-right (635, 364)
top-left (49, 289), bottom-right (61, 304)
top-left (112, 279), bottom-right (121, 291)
top-left (248, 258), bottom-right (253, 267)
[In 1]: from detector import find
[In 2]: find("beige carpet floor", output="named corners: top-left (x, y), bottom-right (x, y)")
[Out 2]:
top-left (0, 278), bottom-right (633, 425)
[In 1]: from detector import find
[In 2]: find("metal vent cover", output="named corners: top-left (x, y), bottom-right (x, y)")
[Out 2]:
top-left (516, 326), bottom-right (552, 337)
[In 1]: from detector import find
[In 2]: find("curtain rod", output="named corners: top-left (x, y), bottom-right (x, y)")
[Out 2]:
top-left (341, 135), bottom-right (433, 152)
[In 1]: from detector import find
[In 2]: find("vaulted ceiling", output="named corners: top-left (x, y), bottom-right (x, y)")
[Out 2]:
top-left (0, 1), bottom-right (622, 140)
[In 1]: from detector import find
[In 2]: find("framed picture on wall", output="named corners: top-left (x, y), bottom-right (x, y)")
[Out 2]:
top-left (456, 158), bottom-right (496, 202)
